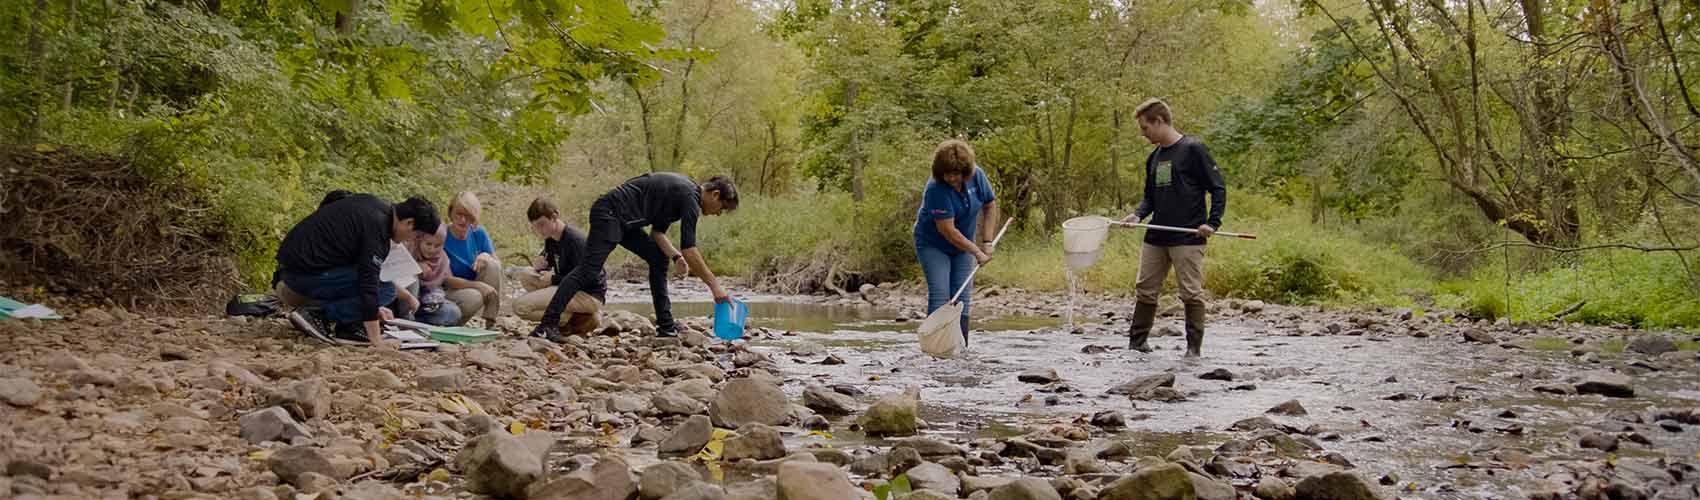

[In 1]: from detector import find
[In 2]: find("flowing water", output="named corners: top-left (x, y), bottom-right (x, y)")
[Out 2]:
top-left (607, 299), bottom-right (1700, 498)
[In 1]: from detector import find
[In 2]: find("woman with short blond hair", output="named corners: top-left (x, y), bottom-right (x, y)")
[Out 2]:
top-left (442, 191), bottom-right (505, 326)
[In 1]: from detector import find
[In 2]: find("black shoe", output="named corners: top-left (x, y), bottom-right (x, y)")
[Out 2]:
top-left (288, 307), bottom-right (337, 345)
top-left (331, 324), bottom-right (370, 346)
top-left (530, 324), bottom-right (562, 343)
top-left (655, 325), bottom-right (679, 338)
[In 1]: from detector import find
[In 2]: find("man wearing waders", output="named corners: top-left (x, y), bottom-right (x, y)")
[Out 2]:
top-left (1121, 99), bottom-right (1227, 358)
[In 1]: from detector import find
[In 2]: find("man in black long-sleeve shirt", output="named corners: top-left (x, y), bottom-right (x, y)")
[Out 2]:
top-left (528, 173), bottom-right (739, 341)
top-left (1119, 99), bottom-right (1228, 359)
top-left (276, 194), bottom-right (440, 346)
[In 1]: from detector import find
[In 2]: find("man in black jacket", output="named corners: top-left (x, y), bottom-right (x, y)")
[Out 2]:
top-left (277, 193), bottom-right (440, 346)
top-left (528, 173), bottom-right (738, 341)
top-left (1120, 99), bottom-right (1228, 359)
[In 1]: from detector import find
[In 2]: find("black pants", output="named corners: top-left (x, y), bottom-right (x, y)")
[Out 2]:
top-left (540, 198), bottom-right (674, 332)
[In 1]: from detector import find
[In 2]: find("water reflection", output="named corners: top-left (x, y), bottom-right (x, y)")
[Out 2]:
top-left (608, 300), bottom-right (1062, 333)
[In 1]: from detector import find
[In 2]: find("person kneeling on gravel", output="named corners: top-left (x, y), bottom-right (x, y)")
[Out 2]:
top-left (527, 173), bottom-right (738, 342)
top-left (276, 193), bottom-right (440, 347)
top-left (514, 197), bottom-right (607, 337)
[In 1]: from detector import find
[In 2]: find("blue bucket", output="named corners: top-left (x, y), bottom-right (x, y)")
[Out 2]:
top-left (712, 298), bottom-right (749, 340)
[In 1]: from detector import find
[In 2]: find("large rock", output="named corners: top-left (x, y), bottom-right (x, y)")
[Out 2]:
top-left (660, 415), bottom-right (714, 456)
top-left (668, 379), bottom-right (718, 403)
top-left (239, 407), bottom-right (313, 444)
top-left (1107, 374), bottom-right (1175, 395)
top-left (1267, 400), bottom-right (1307, 416)
top-left (661, 483), bottom-right (728, 500)
top-left (803, 385), bottom-right (857, 416)
top-left (1462, 330), bottom-right (1496, 344)
top-left (654, 389), bottom-right (707, 416)
top-left (267, 446), bottom-right (339, 488)
top-left (723, 424), bottom-right (787, 461)
top-left (640, 461), bottom-right (703, 500)
top-left (0, 377), bottom-right (43, 407)
top-left (1254, 477), bottom-right (1295, 500)
top-left (1100, 463), bottom-right (1195, 500)
top-left (527, 455), bottom-right (638, 500)
top-left (906, 462), bottom-right (961, 496)
top-left (710, 378), bottom-right (790, 429)
top-left (1628, 335), bottom-right (1678, 355)
top-left (776, 461), bottom-right (860, 500)
top-left (455, 431), bottom-right (553, 498)
top-left (265, 378), bottom-right (330, 421)
top-left (1579, 431), bottom-right (1619, 452)
top-left (1575, 371), bottom-right (1636, 398)
top-left (356, 368), bottom-right (406, 390)
top-left (1293, 472), bottom-right (1382, 500)
top-left (1018, 368), bottom-right (1060, 384)
top-left (418, 368), bottom-right (466, 392)
top-left (1188, 473), bottom-right (1235, 500)
top-left (858, 386), bottom-right (921, 437)
top-left (987, 477), bottom-right (1063, 500)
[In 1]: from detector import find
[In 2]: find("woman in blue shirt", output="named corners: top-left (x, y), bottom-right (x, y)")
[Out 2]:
top-left (442, 191), bottom-right (505, 327)
top-left (914, 140), bottom-right (999, 344)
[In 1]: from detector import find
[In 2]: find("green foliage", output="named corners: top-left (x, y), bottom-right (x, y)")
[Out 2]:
top-left (873, 474), bottom-right (912, 500)
top-left (1437, 251), bottom-right (1700, 329)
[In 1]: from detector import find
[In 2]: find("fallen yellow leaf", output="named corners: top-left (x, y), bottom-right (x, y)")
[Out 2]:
top-left (509, 421), bottom-right (527, 435)
top-left (247, 450), bottom-right (273, 461)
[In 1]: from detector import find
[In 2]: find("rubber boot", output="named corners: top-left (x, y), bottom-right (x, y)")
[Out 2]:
top-left (1184, 302), bottom-right (1206, 358)
top-left (1127, 302), bottom-right (1157, 353)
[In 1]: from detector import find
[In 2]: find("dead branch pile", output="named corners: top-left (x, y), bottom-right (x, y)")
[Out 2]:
top-left (0, 147), bottom-right (240, 312)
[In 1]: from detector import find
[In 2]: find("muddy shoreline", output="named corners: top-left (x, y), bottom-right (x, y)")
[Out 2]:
top-left (1, 279), bottom-right (1696, 500)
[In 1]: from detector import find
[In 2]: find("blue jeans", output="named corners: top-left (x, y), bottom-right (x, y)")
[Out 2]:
top-left (281, 266), bottom-right (397, 331)
top-left (400, 284), bottom-right (462, 326)
top-left (916, 244), bottom-right (975, 343)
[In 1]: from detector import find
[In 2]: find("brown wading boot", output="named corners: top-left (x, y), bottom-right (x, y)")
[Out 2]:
top-left (1184, 302), bottom-right (1206, 358)
top-left (1127, 302), bottom-right (1157, 353)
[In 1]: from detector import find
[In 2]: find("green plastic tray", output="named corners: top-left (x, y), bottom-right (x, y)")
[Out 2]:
top-left (428, 326), bottom-right (500, 344)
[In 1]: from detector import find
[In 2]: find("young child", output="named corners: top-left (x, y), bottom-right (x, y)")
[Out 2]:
top-left (403, 226), bottom-right (462, 326)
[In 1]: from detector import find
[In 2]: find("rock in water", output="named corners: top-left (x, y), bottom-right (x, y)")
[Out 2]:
top-left (1255, 477), bottom-right (1296, 500)
top-left (639, 461), bottom-right (702, 500)
top-left (1189, 473), bottom-right (1236, 500)
top-left (709, 378), bottom-right (790, 429)
top-left (723, 424), bottom-right (787, 461)
top-left (857, 386), bottom-right (921, 437)
top-left (238, 407), bottom-right (313, 444)
top-left (659, 415), bottom-right (713, 456)
top-left (455, 431), bottom-right (553, 498)
top-left (1107, 374), bottom-right (1175, 395)
top-left (660, 482), bottom-right (728, 500)
top-left (1463, 330), bottom-right (1496, 344)
top-left (987, 477), bottom-right (1062, 500)
top-left (1018, 368), bottom-right (1060, 384)
top-left (1579, 432), bottom-right (1619, 452)
top-left (1628, 335), bottom-right (1677, 355)
top-left (527, 455), bottom-right (638, 500)
top-left (803, 385), bottom-right (857, 416)
top-left (776, 461), bottom-right (860, 500)
top-left (1091, 411), bottom-right (1126, 429)
top-left (1198, 369), bottom-right (1235, 381)
top-left (1267, 400), bottom-right (1307, 416)
top-left (1293, 472), bottom-right (1384, 500)
top-left (1100, 463), bottom-right (1195, 500)
top-left (1575, 371), bottom-right (1636, 398)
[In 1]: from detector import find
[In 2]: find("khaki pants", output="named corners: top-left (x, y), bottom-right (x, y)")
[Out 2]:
top-left (1135, 244), bottom-right (1207, 306)
top-left (515, 287), bottom-right (603, 336)
top-left (447, 255), bottom-right (503, 324)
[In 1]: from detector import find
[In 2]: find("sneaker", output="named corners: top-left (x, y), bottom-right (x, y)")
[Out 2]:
top-left (331, 325), bottom-right (371, 346)
top-left (654, 326), bottom-right (679, 339)
top-left (288, 308), bottom-right (337, 345)
top-left (530, 324), bottom-right (562, 343)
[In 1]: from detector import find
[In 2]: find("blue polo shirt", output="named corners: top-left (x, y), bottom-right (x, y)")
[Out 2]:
top-left (913, 168), bottom-right (996, 255)
top-left (443, 226), bottom-right (495, 280)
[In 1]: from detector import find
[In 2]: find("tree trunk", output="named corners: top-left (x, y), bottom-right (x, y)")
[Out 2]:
top-left (1110, 108), bottom-right (1123, 209)
top-left (334, 0), bottom-right (360, 35)
top-left (671, 0), bottom-right (715, 171)
top-left (845, 81), bottom-right (863, 202)
top-left (60, 0), bottom-right (78, 113)
top-left (22, 0), bottom-right (49, 143)
top-left (760, 120), bottom-right (778, 197)
top-left (632, 82), bottom-right (660, 172)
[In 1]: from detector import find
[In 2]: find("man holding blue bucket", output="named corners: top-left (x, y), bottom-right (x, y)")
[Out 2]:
top-left (528, 173), bottom-right (738, 342)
